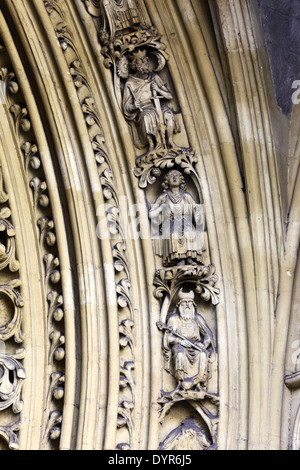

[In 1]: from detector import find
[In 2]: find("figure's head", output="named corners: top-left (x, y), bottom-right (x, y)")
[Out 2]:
top-left (162, 170), bottom-right (186, 191)
top-left (129, 49), bottom-right (151, 75)
top-left (177, 288), bottom-right (196, 320)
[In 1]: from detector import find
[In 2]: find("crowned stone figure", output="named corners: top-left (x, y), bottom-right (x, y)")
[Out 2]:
top-left (149, 169), bottom-right (205, 267)
top-left (161, 289), bottom-right (215, 391)
top-left (122, 49), bottom-right (180, 150)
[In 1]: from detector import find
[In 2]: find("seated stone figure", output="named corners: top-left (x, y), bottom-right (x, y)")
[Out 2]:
top-left (162, 289), bottom-right (215, 391)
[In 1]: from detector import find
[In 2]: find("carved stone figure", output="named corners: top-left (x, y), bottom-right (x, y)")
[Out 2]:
top-left (159, 419), bottom-right (212, 450)
top-left (82, 0), bottom-right (144, 38)
top-left (122, 49), bottom-right (180, 151)
top-left (160, 289), bottom-right (215, 391)
top-left (149, 170), bottom-right (205, 267)
top-left (100, 0), bottom-right (143, 39)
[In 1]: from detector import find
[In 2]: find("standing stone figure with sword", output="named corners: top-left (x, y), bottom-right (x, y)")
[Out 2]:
top-left (122, 49), bottom-right (180, 151)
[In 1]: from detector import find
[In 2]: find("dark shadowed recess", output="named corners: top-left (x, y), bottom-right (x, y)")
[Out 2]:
top-left (257, 0), bottom-right (300, 117)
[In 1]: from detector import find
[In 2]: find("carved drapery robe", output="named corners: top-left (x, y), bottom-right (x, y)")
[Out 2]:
top-left (163, 311), bottom-right (214, 388)
top-left (123, 72), bottom-right (179, 148)
top-left (101, 0), bottom-right (141, 37)
top-left (149, 189), bottom-right (204, 266)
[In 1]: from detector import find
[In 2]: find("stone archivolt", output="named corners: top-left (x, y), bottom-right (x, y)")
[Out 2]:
top-left (90, 0), bottom-right (220, 449)
top-left (0, 39), bottom-right (66, 449)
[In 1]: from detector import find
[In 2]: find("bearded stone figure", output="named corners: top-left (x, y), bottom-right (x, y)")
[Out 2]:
top-left (149, 170), bottom-right (205, 267)
top-left (162, 289), bottom-right (215, 391)
top-left (122, 49), bottom-right (180, 151)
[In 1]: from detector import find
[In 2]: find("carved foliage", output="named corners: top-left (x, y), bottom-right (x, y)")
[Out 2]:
top-left (154, 265), bottom-right (220, 307)
top-left (134, 148), bottom-right (198, 189)
top-left (0, 280), bottom-right (24, 344)
top-left (0, 349), bottom-right (25, 414)
top-left (0, 421), bottom-right (21, 450)
top-left (1, 41), bottom-right (64, 448)
top-left (0, 57), bottom-right (25, 450)
top-left (45, 0), bottom-right (137, 449)
top-left (80, 0), bottom-right (220, 449)
top-left (0, 205), bottom-right (19, 274)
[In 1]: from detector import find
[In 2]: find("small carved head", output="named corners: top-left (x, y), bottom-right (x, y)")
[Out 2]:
top-left (178, 288), bottom-right (195, 301)
top-left (129, 49), bottom-right (151, 74)
top-left (177, 288), bottom-right (196, 319)
top-left (162, 170), bottom-right (186, 191)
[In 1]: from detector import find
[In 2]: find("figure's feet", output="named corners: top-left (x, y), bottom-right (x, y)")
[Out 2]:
top-left (147, 135), bottom-right (156, 152)
top-left (176, 260), bottom-right (186, 266)
top-left (186, 257), bottom-right (197, 266)
top-left (181, 378), bottom-right (194, 391)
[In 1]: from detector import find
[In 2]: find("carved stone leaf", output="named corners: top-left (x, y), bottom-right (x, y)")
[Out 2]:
top-left (116, 278), bottom-right (132, 309)
top-left (48, 371), bottom-right (65, 401)
top-left (82, 96), bottom-right (102, 128)
top-left (154, 264), bottom-right (220, 306)
top-left (38, 217), bottom-right (56, 247)
top-left (100, 168), bottom-right (118, 202)
top-left (119, 360), bottom-right (135, 394)
top-left (30, 177), bottom-right (49, 208)
top-left (113, 242), bottom-right (130, 278)
top-left (0, 349), bottom-right (26, 413)
top-left (134, 148), bottom-right (197, 188)
top-left (119, 318), bottom-right (134, 350)
top-left (47, 290), bottom-right (64, 324)
top-left (43, 253), bottom-right (61, 286)
top-left (21, 142), bottom-right (41, 173)
top-left (117, 400), bottom-right (134, 445)
top-left (43, 410), bottom-right (63, 444)
top-left (0, 68), bottom-right (19, 102)
top-left (101, 26), bottom-right (165, 67)
top-left (9, 104), bottom-right (31, 134)
top-left (0, 421), bottom-right (21, 450)
top-left (49, 330), bottom-right (65, 364)
top-left (0, 211), bottom-right (20, 273)
top-left (70, 60), bottom-right (91, 92)
top-left (0, 281), bottom-right (24, 343)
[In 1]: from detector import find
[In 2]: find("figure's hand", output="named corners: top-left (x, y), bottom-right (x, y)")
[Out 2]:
top-left (151, 82), bottom-right (161, 94)
top-left (181, 339), bottom-right (191, 348)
